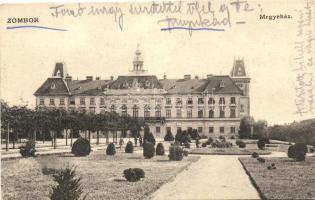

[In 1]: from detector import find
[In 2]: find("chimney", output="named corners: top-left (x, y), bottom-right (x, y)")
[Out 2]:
top-left (195, 75), bottom-right (199, 79)
top-left (96, 76), bottom-right (100, 80)
top-left (86, 76), bottom-right (93, 81)
top-left (207, 74), bottom-right (213, 79)
top-left (65, 75), bottom-right (72, 82)
top-left (110, 76), bottom-right (114, 80)
top-left (184, 74), bottom-right (191, 80)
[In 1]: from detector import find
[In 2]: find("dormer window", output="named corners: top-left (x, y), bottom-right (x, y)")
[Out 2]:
top-left (219, 80), bottom-right (225, 88)
top-left (51, 83), bottom-right (56, 89)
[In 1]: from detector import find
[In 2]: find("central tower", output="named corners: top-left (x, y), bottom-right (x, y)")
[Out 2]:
top-left (129, 45), bottom-right (147, 75)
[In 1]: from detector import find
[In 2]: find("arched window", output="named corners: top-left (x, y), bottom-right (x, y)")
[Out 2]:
top-left (132, 105), bottom-right (139, 118)
top-left (209, 109), bottom-right (214, 118)
top-left (208, 97), bottom-right (215, 105)
top-left (155, 105), bottom-right (161, 118)
top-left (144, 105), bottom-right (150, 118)
top-left (219, 97), bottom-right (225, 105)
top-left (110, 104), bottom-right (116, 113)
top-left (121, 104), bottom-right (127, 117)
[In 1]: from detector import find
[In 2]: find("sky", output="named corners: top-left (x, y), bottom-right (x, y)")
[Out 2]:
top-left (0, 0), bottom-right (314, 125)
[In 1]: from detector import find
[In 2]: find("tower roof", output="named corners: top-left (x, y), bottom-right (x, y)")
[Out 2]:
top-left (231, 59), bottom-right (247, 77)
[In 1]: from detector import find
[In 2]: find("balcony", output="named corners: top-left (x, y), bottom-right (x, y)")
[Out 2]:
top-left (137, 117), bottom-right (166, 123)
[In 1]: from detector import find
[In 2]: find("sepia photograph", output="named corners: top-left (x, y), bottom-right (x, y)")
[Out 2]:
top-left (0, 0), bottom-right (314, 199)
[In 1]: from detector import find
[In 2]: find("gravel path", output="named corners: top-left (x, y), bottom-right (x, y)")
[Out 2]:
top-left (151, 155), bottom-right (260, 200)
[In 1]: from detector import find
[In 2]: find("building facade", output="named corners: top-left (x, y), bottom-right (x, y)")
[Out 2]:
top-left (34, 48), bottom-right (250, 138)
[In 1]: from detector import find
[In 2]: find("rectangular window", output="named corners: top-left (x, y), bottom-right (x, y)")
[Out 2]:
top-left (220, 127), bottom-right (225, 133)
top-left (69, 97), bottom-right (75, 105)
top-left (209, 127), bottom-right (214, 133)
top-left (209, 110), bottom-right (214, 118)
top-left (90, 97), bottom-right (95, 105)
top-left (166, 110), bottom-right (171, 118)
top-left (166, 127), bottom-right (171, 133)
top-left (60, 98), bottom-right (65, 105)
top-left (230, 97), bottom-right (236, 104)
top-left (176, 98), bottom-right (182, 105)
top-left (198, 109), bottom-right (203, 118)
top-left (176, 109), bottom-right (182, 118)
top-left (166, 98), bottom-right (171, 105)
top-left (198, 127), bottom-right (203, 133)
top-left (198, 98), bottom-right (204, 104)
top-left (230, 108), bottom-right (236, 118)
top-left (49, 98), bottom-right (55, 105)
top-left (187, 109), bottom-right (192, 118)
top-left (220, 110), bottom-right (225, 118)
top-left (80, 97), bottom-right (85, 105)
top-left (240, 104), bottom-right (244, 112)
top-left (187, 97), bottom-right (193, 104)
top-left (39, 98), bottom-right (44, 105)
top-left (89, 107), bottom-right (96, 114)
top-left (230, 127), bottom-right (236, 133)
top-left (100, 97), bottom-right (105, 105)
top-left (156, 127), bottom-right (160, 133)
top-left (144, 110), bottom-right (150, 118)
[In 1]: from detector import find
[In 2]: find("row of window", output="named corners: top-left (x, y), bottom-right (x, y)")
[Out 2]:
top-left (159, 126), bottom-right (236, 134)
top-left (167, 97), bottom-right (236, 105)
top-left (40, 97), bottom-right (106, 106)
top-left (111, 105), bottom-right (237, 118)
top-left (42, 96), bottom-right (237, 106)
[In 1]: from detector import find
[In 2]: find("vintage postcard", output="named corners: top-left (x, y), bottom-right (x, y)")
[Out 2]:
top-left (0, 0), bottom-right (314, 199)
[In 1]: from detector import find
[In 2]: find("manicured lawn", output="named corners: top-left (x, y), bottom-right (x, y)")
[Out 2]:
top-left (1, 150), bottom-right (199, 200)
top-left (189, 147), bottom-right (271, 155)
top-left (239, 156), bottom-right (315, 199)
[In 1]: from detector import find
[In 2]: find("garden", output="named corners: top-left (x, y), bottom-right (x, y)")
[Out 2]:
top-left (239, 143), bottom-right (315, 199)
top-left (2, 146), bottom-right (198, 200)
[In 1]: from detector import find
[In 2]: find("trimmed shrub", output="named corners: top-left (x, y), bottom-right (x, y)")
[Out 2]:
top-left (201, 142), bottom-right (207, 147)
top-left (50, 167), bottom-right (84, 200)
top-left (183, 150), bottom-right (189, 156)
top-left (156, 143), bottom-right (165, 156)
top-left (143, 142), bottom-right (155, 159)
top-left (211, 140), bottom-right (233, 148)
top-left (219, 135), bottom-right (225, 140)
top-left (20, 140), bottom-right (36, 157)
top-left (287, 143), bottom-right (307, 161)
top-left (184, 142), bottom-right (190, 149)
top-left (257, 139), bottom-right (266, 150)
top-left (237, 140), bottom-right (246, 148)
top-left (164, 129), bottom-right (174, 141)
top-left (169, 144), bottom-right (184, 161)
top-left (257, 157), bottom-right (265, 163)
top-left (206, 137), bottom-right (213, 145)
top-left (190, 129), bottom-right (200, 140)
top-left (144, 126), bottom-right (156, 145)
top-left (175, 129), bottom-right (183, 143)
top-left (133, 168), bottom-right (145, 179)
top-left (200, 135), bottom-right (208, 139)
top-left (236, 139), bottom-right (242, 146)
top-left (125, 141), bottom-right (134, 153)
top-left (71, 138), bottom-right (91, 157)
top-left (106, 143), bottom-right (116, 155)
top-left (123, 168), bottom-right (145, 182)
top-left (252, 152), bottom-right (259, 158)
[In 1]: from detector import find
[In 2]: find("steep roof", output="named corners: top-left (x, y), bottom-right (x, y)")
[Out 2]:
top-left (67, 80), bottom-right (113, 95)
top-left (159, 76), bottom-right (242, 95)
top-left (109, 75), bottom-right (163, 89)
top-left (34, 78), bottom-right (70, 96)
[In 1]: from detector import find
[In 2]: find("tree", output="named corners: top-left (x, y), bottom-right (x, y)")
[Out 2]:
top-left (253, 120), bottom-right (268, 139)
top-left (239, 116), bottom-right (253, 139)
top-left (164, 129), bottom-right (174, 141)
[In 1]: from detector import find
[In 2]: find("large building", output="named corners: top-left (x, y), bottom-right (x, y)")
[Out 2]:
top-left (34, 48), bottom-right (250, 138)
